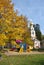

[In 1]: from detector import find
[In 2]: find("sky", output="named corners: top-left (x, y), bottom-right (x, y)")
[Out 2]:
top-left (12, 0), bottom-right (44, 34)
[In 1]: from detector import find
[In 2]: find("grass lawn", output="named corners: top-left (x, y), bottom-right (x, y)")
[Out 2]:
top-left (0, 54), bottom-right (44, 65)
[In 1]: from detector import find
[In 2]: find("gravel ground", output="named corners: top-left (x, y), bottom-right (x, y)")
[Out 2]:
top-left (4, 51), bottom-right (44, 56)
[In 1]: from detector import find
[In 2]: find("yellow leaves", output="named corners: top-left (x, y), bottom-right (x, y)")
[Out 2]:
top-left (0, 33), bottom-right (8, 46)
top-left (0, 34), bottom-right (7, 46)
top-left (0, 34), bottom-right (7, 39)
top-left (11, 41), bottom-right (17, 46)
top-left (5, 30), bottom-right (8, 33)
top-left (2, 42), bottom-right (5, 46)
top-left (25, 37), bottom-right (33, 45)
top-left (0, 41), bottom-right (5, 46)
top-left (16, 44), bottom-right (20, 48)
top-left (0, 0), bottom-right (33, 47)
top-left (15, 35), bottom-right (22, 40)
top-left (6, 19), bottom-right (11, 24)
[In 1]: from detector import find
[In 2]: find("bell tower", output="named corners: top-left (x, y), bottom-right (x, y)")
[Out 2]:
top-left (30, 22), bottom-right (36, 40)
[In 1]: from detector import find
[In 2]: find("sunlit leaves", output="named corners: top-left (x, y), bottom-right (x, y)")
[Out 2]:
top-left (0, 0), bottom-right (33, 47)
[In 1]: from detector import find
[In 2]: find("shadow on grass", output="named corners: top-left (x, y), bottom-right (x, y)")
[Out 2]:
top-left (39, 60), bottom-right (44, 65)
top-left (31, 60), bottom-right (44, 65)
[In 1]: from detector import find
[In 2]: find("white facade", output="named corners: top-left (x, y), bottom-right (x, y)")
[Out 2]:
top-left (30, 22), bottom-right (40, 49)
top-left (28, 22), bottom-right (40, 49)
top-left (30, 22), bottom-right (36, 40)
top-left (34, 39), bottom-right (40, 49)
top-left (31, 30), bottom-right (36, 40)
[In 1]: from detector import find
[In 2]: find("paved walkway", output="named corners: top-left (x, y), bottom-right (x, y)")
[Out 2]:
top-left (4, 51), bottom-right (44, 56)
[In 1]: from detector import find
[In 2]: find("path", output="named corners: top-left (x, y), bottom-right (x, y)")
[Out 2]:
top-left (4, 51), bottom-right (44, 56)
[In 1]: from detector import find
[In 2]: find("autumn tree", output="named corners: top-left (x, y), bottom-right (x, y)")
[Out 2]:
top-left (14, 15), bottom-right (33, 46)
top-left (0, 0), bottom-right (17, 47)
top-left (0, 0), bottom-right (33, 48)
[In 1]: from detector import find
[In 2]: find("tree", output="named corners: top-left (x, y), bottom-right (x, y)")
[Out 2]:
top-left (41, 35), bottom-right (44, 40)
top-left (0, 0), bottom-right (17, 47)
top-left (0, 0), bottom-right (33, 48)
top-left (10, 15), bottom-right (33, 46)
top-left (14, 15), bottom-right (28, 41)
top-left (34, 24), bottom-right (42, 41)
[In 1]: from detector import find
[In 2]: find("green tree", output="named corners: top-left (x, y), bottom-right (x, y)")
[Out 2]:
top-left (34, 24), bottom-right (42, 41)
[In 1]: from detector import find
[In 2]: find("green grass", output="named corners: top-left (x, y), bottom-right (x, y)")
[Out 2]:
top-left (0, 54), bottom-right (44, 65)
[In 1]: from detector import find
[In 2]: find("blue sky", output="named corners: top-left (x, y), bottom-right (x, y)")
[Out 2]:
top-left (12, 0), bottom-right (44, 34)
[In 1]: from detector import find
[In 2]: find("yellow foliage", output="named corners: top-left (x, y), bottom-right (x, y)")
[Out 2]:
top-left (6, 19), bottom-right (11, 24)
top-left (0, 34), bottom-right (8, 46)
top-left (0, 0), bottom-right (33, 47)
top-left (16, 44), bottom-right (20, 48)
top-left (15, 35), bottom-right (23, 40)
top-left (11, 41), bottom-right (17, 46)
top-left (0, 34), bottom-right (7, 39)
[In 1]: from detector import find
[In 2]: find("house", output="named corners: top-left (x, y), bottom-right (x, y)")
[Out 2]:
top-left (30, 22), bottom-right (36, 40)
top-left (34, 39), bottom-right (40, 49)
top-left (28, 21), bottom-right (41, 49)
